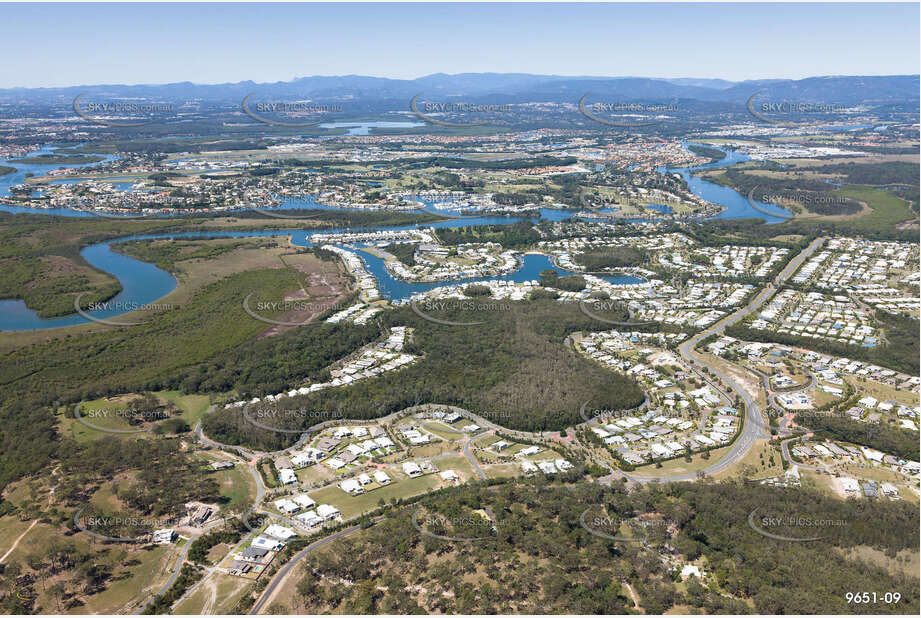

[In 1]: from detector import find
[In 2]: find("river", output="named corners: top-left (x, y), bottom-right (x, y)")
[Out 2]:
top-left (0, 142), bottom-right (787, 331)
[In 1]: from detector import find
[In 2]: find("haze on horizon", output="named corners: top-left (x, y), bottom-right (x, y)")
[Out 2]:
top-left (1, 2), bottom-right (918, 89)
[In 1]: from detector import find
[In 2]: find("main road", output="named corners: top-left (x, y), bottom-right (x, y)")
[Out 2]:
top-left (612, 236), bottom-right (827, 483)
top-left (249, 517), bottom-right (385, 614)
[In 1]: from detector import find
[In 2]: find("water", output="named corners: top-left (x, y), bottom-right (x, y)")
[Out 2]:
top-left (0, 145), bottom-right (121, 216)
top-left (660, 143), bottom-right (792, 224)
top-left (318, 121), bottom-right (424, 136)
top-left (645, 204), bottom-right (672, 215)
top-left (0, 215), bottom-right (645, 330)
top-left (1, 141), bottom-right (788, 330)
top-left (353, 250), bottom-right (643, 301)
top-left (0, 241), bottom-right (177, 330)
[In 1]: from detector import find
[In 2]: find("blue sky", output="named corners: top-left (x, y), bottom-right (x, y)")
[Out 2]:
top-left (2, 2), bottom-right (918, 87)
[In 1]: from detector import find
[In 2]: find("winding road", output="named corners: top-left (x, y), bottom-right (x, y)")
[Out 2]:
top-left (249, 517), bottom-right (385, 614)
top-left (611, 236), bottom-right (827, 483)
top-left (197, 240), bottom-right (831, 612)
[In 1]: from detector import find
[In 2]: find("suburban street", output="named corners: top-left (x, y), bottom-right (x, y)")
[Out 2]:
top-left (249, 518), bottom-right (385, 615)
top-left (613, 236), bottom-right (827, 483)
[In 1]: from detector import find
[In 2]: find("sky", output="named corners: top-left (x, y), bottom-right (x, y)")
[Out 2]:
top-left (1, 2), bottom-right (919, 88)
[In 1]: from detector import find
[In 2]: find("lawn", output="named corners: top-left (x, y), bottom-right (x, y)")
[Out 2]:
top-left (845, 376), bottom-right (920, 409)
top-left (213, 464), bottom-right (256, 513)
top-left (712, 439), bottom-right (783, 480)
top-left (839, 463), bottom-right (903, 483)
top-left (60, 390), bottom-right (211, 444)
top-left (65, 544), bottom-right (173, 614)
top-left (422, 421), bottom-right (465, 441)
top-left (484, 463), bottom-right (522, 479)
top-left (159, 390), bottom-right (212, 427)
top-left (0, 514), bottom-right (36, 558)
top-left (430, 455), bottom-right (476, 481)
top-left (295, 464), bottom-right (334, 485)
top-left (631, 445), bottom-right (732, 478)
top-left (308, 473), bottom-right (442, 520)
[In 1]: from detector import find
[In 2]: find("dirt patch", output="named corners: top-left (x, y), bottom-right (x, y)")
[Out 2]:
top-left (254, 253), bottom-right (353, 339)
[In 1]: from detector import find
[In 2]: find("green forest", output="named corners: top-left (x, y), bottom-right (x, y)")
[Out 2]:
top-left (273, 478), bottom-right (919, 615)
top-left (203, 299), bottom-right (644, 450)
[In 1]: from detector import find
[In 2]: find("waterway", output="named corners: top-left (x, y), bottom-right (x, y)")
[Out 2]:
top-left (0, 142), bottom-right (787, 331)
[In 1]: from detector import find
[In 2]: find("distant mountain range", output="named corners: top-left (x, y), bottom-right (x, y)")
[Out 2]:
top-left (1, 73), bottom-right (917, 107)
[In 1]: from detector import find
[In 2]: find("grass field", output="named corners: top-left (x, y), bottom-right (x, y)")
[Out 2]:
top-left (0, 518), bottom-right (175, 614)
top-left (422, 421), bottom-right (465, 441)
top-left (823, 186), bottom-right (917, 230)
top-left (308, 473), bottom-right (442, 520)
top-left (202, 459), bottom-right (256, 513)
top-left (484, 463), bottom-right (522, 479)
top-left (632, 445), bottom-right (732, 478)
top-left (60, 390), bottom-right (212, 444)
top-left (836, 546), bottom-right (920, 580)
top-left (845, 376), bottom-right (920, 409)
top-left (712, 439), bottom-right (783, 480)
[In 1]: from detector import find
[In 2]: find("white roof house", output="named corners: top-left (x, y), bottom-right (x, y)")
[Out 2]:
top-left (346, 443), bottom-right (366, 457)
top-left (402, 462), bottom-right (423, 477)
top-left (264, 524), bottom-right (296, 540)
top-left (295, 510), bottom-right (323, 527)
top-left (279, 468), bottom-right (298, 485)
top-left (325, 458), bottom-right (346, 470)
top-left (439, 470), bottom-right (459, 482)
top-left (341, 479), bottom-right (364, 495)
top-left (153, 529), bottom-right (176, 544)
top-left (252, 535), bottom-right (284, 551)
top-left (274, 499), bottom-right (300, 514)
top-left (293, 494), bottom-right (316, 509)
top-left (317, 504), bottom-right (341, 520)
top-left (373, 470), bottom-right (391, 484)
